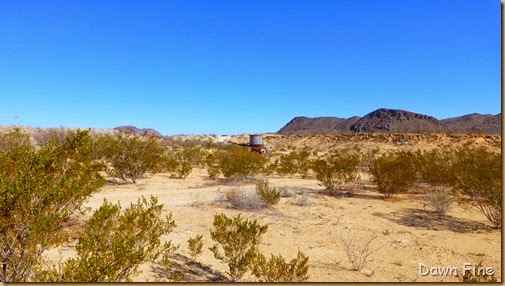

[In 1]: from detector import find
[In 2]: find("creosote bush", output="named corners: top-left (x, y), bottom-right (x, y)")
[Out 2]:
top-left (163, 151), bottom-right (192, 179)
top-left (276, 150), bottom-right (311, 178)
top-left (187, 235), bottom-right (204, 261)
top-left (415, 148), bottom-right (454, 186)
top-left (163, 146), bottom-right (204, 179)
top-left (0, 129), bottom-right (105, 282)
top-left (370, 151), bottom-right (417, 198)
top-left (95, 132), bottom-right (164, 183)
top-left (311, 150), bottom-right (361, 196)
top-left (0, 128), bottom-right (33, 152)
top-left (209, 213), bottom-right (268, 282)
top-left (214, 145), bottom-right (267, 181)
top-left (450, 147), bottom-right (501, 228)
top-left (204, 152), bottom-right (221, 178)
top-left (251, 250), bottom-right (309, 282)
top-left (36, 196), bottom-right (177, 282)
top-left (256, 180), bottom-right (281, 205)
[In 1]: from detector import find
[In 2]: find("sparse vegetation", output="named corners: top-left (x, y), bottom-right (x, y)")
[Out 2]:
top-left (0, 128), bottom-right (500, 282)
top-left (340, 230), bottom-right (384, 271)
top-left (369, 151), bottom-right (417, 198)
top-left (204, 152), bottom-right (221, 178)
top-left (424, 188), bottom-right (454, 215)
top-left (256, 180), bottom-right (281, 206)
top-left (95, 132), bottom-right (164, 183)
top-left (187, 235), bottom-right (204, 261)
top-left (0, 130), bottom-right (105, 282)
top-left (163, 150), bottom-right (192, 179)
top-left (209, 213), bottom-right (268, 282)
top-left (32, 127), bottom-right (70, 146)
top-left (214, 145), bottom-right (267, 181)
top-left (36, 196), bottom-right (177, 282)
top-left (225, 188), bottom-right (266, 210)
top-left (451, 147), bottom-right (501, 228)
top-left (276, 150), bottom-right (311, 178)
top-left (0, 128), bottom-right (33, 152)
top-left (311, 150), bottom-right (361, 196)
top-left (251, 250), bottom-right (309, 282)
top-left (296, 194), bottom-right (314, 207)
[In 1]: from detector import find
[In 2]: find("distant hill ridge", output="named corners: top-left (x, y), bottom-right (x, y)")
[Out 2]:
top-left (278, 108), bottom-right (501, 135)
top-left (114, 125), bottom-right (163, 137)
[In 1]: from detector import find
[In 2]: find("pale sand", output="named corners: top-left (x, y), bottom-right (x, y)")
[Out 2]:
top-left (35, 132), bottom-right (501, 282)
top-left (43, 166), bottom-right (501, 282)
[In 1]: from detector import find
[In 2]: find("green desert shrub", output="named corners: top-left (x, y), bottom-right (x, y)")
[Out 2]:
top-left (450, 147), bottom-right (501, 228)
top-left (204, 152), bottom-right (221, 178)
top-left (0, 130), bottom-right (105, 282)
top-left (415, 149), bottom-right (457, 215)
top-left (209, 213), bottom-right (268, 282)
top-left (187, 235), bottom-right (204, 261)
top-left (95, 132), bottom-right (165, 183)
top-left (162, 149), bottom-right (193, 179)
top-left (369, 151), bottom-right (417, 198)
top-left (256, 180), bottom-right (281, 205)
top-left (277, 150), bottom-right (311, 178)
top-left (37, 196), bottom-right (177, 282)
top-left (251, 250), bottom-right (309, 282)
top-left (0, 128), bottom-right (33, 152)
top-left (311, 150), bottom-right (361, 196)
top-left (415, 148), bottom-right (454, 186)
top-left (215, 145), bottom-right (267, 181)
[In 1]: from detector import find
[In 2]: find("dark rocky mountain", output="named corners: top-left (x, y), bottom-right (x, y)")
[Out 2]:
top-left (277, 116), bottom-right (360, 134)
top-left (441, 113), bottom-right (501, 134)
top-left (113, 125), bottom-right (163, 137)
top-left (350, 108), bottom-right (443, 133)
top-left (277, 108), bottom-right (501, 135)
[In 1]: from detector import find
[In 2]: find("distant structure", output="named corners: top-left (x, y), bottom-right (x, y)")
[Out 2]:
top-left (229, 134), bottom-right (267, 154)
top-left (249, 134), bottom-right (266, 154)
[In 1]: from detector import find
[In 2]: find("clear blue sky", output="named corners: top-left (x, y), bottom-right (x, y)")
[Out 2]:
top-left (0, 0), bottom-right (500, 135)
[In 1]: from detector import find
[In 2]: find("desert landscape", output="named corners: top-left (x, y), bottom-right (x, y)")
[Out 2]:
top-left (2, 1), bottom-right (499, 283)
top-left (7, 126), bottom-right (495, 283)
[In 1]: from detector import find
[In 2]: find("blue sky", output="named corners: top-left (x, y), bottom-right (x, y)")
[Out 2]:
top-left (0, 0), bottom-right (500, 135)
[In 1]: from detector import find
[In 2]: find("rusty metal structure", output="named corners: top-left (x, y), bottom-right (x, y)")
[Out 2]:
top-left (229, 134), bottom-right (267, 154)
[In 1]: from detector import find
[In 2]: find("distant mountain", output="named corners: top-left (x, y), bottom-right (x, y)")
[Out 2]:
top-left (113, 126), bottom-right (163, 136)
top-left (277, 108), bottom-right (501, 135)
top-left (350, 108), bottom-right (443, 133)
top-left (277, 116), bottom-right (360, 134)
top-left (441, 113), bottom-right (501, 134)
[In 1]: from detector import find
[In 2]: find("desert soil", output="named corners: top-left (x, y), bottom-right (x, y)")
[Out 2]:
top-left (41, 133), bottom-right (501, 282)
top-left (44, 170), bottom-right (501, 282)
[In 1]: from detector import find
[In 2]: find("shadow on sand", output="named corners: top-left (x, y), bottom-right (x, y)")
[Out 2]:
top-left (372, 208), bottom-right (494, 234)
top-left (151, 253), bottom-right (228, 282)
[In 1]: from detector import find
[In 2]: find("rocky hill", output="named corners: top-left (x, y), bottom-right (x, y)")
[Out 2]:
top-left (277, 108), bottom-right (501, 135)
top-left (350, 108), bottom-right (443, 133)
top-left (113, 126), bottom-right (163, 137)
top-left (441, 113), bottom-right (501, 134)
top-left (277, 116), bottom-right (360, 134)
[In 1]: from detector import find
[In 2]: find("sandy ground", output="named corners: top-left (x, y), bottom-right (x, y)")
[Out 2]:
top-left (30, 131), bottom-right (501, 282)
top-left (44, 166), bottom-right (501, 282)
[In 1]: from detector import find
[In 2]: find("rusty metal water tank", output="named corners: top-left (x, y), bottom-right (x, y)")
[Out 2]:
top-left (249, 134), bottom-right (263, 148)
